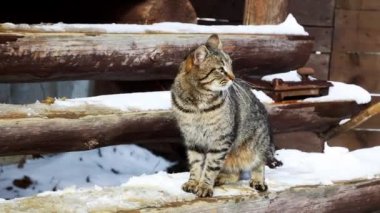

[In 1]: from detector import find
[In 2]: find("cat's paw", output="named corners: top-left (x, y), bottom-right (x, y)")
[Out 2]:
top-left (194, 182), bottom-right (214, 197)
top-left (249, 180), bottom-right (268, 192)
top-left (215, 173), bottom-right (239, 186)
top-left (182, 180), bottom-right (199, 193)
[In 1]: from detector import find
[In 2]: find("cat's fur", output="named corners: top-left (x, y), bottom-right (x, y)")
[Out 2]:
top-left (171, 34), bottom-right (281, 197)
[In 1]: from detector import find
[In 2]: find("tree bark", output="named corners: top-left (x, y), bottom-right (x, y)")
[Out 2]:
top-left (0, 99), bottom-right (365, 156)
top-left (0, 32), bottom-right (312, 83)
top-left (144, 179), bottom-right (380, 213)
top-left (1, 177), bottom-right (379, 212)
top-left (244, 0), bottom-right (289, 25)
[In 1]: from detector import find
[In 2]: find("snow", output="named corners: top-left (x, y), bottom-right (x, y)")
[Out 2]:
top-left (1, 14), bottom-right (308, 35)
top-left (252, 90), bottom-right (274, 104)
top-left (52, 89), bottom-right (274, 111)
top-left (304, 81), bottom-right (372, 104)
top-left (1, 145), bottom-right (380, 211)
top-left (339, 118), bottom-right (351, 125)
top-left (0, 145), bottom-right (172, 200)
top-left (261, 71), bottom-right (371, 104)
top-left (54, 91), bottom-right (172, 111)
top-left (52, 78), bottom-right (371, 113)
top-left (261, 70), bottom-right (316, 82)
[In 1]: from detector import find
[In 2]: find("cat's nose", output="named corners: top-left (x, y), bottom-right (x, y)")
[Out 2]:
top-left (227, 72), bottom-right (235, 81)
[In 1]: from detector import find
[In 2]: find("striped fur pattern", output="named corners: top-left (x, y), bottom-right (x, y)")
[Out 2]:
top-left (171, 34), bottom-right (281, 197)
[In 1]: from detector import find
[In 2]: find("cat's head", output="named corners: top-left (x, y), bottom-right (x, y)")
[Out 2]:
top-left (184, 34), bottom-right (235, 91)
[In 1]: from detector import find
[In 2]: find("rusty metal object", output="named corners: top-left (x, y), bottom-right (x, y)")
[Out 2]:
top-left (245, 67), bottom-right (333, 102)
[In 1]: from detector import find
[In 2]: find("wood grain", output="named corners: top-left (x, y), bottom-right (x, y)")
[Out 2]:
top-left (243, 0), bottom-right (288, 25)
top-left (138, 179), bottom-right (380, 213)
top-left (336, 0), bottom-right (380, 10)
top-left (289, 0), bottom-right (335, 27)
top-left (0, 33), bottom-right (313, 83)
top-left (0, 100), bottom-right (365, 156)
top-left (305, 27), bottom-right (333, 53)
top-left (330, 52), bottom-right (380, 93)
top-left (333, 10), bottom-right (380, 52)
top-left (304, 54), bottom-right (330, 80)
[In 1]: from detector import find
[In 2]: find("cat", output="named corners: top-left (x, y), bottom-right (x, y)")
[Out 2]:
top-left (171, 34), bottom-right (282, 197)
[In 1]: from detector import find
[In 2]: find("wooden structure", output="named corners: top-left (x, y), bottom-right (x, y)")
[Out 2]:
top-left (0, 178), bottom-right (379, 212)
top-left (190, 0), bottom-right (380, 150)
top-left (0, 0), bottom-right (379, 211)
top-left (0, 32), bottom-right (312, 82)
top-left (0, 100), bottom-right (366, 156)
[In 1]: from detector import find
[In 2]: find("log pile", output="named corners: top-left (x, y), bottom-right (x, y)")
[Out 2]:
top-left (0, 32), bottom-right (312, 82)
top-left (0, 99), bottom-right (365, 156)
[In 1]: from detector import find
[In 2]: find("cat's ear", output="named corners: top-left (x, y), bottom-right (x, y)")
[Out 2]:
top-left (206, 34), bottom-right (222, 50)
top-left (193, 45), bottom-right (208, 66)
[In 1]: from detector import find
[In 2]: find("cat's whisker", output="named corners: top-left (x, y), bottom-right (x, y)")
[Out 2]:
top-left (232, 82), bottom-right (249, 106)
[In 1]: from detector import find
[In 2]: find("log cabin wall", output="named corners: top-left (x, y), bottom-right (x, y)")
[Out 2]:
top-left (328, 0), bottom-right (380, 150)
top-left (0, 0), bottom-right (378, 157)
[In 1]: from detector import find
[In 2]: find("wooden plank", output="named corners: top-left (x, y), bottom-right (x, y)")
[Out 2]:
top-left (189, 0), bottom-right (244, 22)
top-left (0, 33), bottom-right (313, 83)
top-left (336, 0), bottom-right (380, 10)
top-left (1, 178), bottom-right (380, 212)
top-left (243, 0), bottom-right (288, 25)
top-left (274, 131), bottom-right (323, 152)
top-left (119, 0), bottom-right (197, 24)
top-left (333, 10), bottom-right (380, 52)
top-left (288, 0), bottom-right (335, 26)
top-left (330, 52), bottom-right (380, 93)
top-left (304, 54), bottom-right (330, 80)
top-left (328, 130), bottom-right (380, 150)
top-left (305, 27), bottom-right (332, 52)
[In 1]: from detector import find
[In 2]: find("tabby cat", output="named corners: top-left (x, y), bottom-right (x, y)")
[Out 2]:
top-left (171, 34), bottom-right (281, 197)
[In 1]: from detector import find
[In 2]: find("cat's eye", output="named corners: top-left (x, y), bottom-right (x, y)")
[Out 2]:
top-left (218, 67), bottom-right (227, 75)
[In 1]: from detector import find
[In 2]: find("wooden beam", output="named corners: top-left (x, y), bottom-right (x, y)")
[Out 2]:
top-left (0, 100), bottom-right (365, 156)
top-left (141, 179), bottom-right (380, 212)
top-left (322, 102), bottom-right (380, 141)
top-left (1, 178), bottom-right (379, 212)
top-left (243, 0), bottom-right (289, 25)
top-left (0, 32), bottom-right (313, 83)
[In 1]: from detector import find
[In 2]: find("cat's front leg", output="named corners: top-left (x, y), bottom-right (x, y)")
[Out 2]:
top-left (182, 149), bottom-right (204, 193)
top-left (195, 148), bottom-right (228, 197)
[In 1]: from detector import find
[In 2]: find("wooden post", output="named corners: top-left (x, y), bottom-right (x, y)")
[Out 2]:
top-left (243, 0), bottom-right (289, 25)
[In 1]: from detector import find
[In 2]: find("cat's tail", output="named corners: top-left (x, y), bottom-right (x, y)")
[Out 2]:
top-left (266, 154), bottom-right (283, 168)
top-left (266, 129), bottom-right (283, 169)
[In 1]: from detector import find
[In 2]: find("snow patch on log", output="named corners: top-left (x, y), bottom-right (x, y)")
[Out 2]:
top-left (0, 14), bottom-right (307, 35)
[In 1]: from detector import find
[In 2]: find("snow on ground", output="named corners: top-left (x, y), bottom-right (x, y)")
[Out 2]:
top-left (0, 145), bottom-right (172, 200)
top-left (0, 14), bottom-right (308, 35)
top-left (1, 145), bottom-right (380, 211)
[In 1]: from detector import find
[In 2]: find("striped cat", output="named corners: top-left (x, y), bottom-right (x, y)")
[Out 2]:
top-left (171, 34), bottom-right (282, 197)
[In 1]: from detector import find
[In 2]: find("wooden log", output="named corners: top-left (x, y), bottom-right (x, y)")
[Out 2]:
top-left (243, 0), bottom-right (289, 25)
top-left (119, 0), bottom-right (197, 24)
top-left (141, 179), bottom-right (380, 212)
top-left (0, 100), bottom-right (365, 156)
top-left (1, 178), bottom-right (379, 212)
top-left (0, 32), bottom-right (313, 83)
